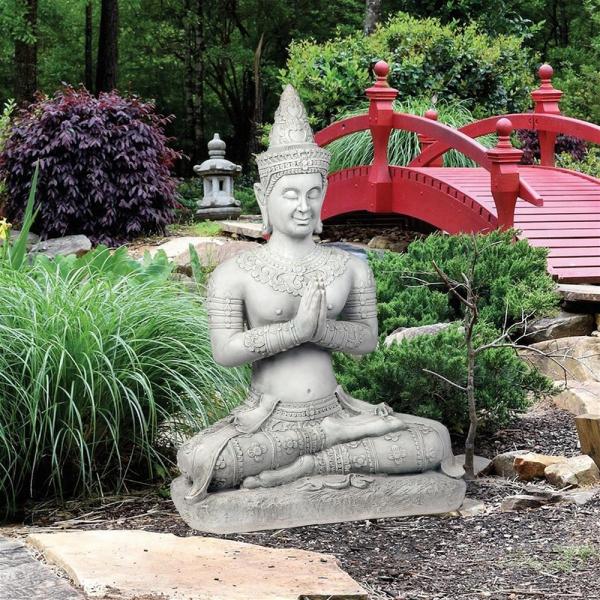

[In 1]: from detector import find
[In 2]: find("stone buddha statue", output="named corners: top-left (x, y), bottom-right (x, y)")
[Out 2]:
top-left (171, 86), bottom-right (466, 533)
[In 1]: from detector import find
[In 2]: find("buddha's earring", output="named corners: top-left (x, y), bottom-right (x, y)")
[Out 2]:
top-left (261, 213), bottom-right (273, 236)
top-left (314, 219), bottom-right (323, 235)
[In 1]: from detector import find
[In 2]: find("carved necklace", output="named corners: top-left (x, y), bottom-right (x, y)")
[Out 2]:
top-left (236, 244), bottom-right (350, 296)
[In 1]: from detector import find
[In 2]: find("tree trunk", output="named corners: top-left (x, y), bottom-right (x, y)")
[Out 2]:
top-left (85, 2), bottom-right (94, 90)
top-left (363, 0), bottom-right (382, 35)
top-left (250, 33), bottom-right (264, 155)
top-left (183, 0), bottom-right (204, 166)
top-left (14, 0), bottom-right (38, 105)
top-left (96, 0), bottom-right (119, 93)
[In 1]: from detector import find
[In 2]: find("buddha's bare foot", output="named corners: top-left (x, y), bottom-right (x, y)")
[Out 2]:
top-left (242, 455), bottom-right (316, 489)
top-left (322, 413), bottom-right (406, 446)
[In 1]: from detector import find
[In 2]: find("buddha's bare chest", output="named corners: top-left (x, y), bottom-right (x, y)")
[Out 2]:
top-left (234, 246), bottom-right (354, 327)
top-left (243, 276), bottom-right (352, 327)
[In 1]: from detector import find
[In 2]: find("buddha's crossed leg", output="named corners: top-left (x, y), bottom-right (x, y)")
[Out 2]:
top-left (242, 414), bottom-right (462, 489)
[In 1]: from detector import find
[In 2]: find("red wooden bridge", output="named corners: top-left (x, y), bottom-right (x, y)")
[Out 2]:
top-left (315, 62), bottom-right (600, 284)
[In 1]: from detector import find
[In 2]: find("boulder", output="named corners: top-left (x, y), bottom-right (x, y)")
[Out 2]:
top-left (525, 311), bottom-right (595, 343)
top-left (384, 322), bottom-right (460, 347)
top-left (30, 235), bottom-right (92, 258)
top-left (145, 236), bottom-right (260, 274)
top-left (557, 283), bottom-right (600, 304)
top-left (492, 450), bottom-right (530, 478)
top-left (8, 229), bottom-right (40, 248)
top-left (519, 336), bottom-right (600, 382)
top-left (545, 455), bottom-right (600, 488)
top-left (513, 453), bottom-right (568, 481)
top-left (500, 494), bottom-right (550, 511)
top-left (367, 235), bottom-right (409, 253)
top-left (554, 382), bottom-right (600, 416)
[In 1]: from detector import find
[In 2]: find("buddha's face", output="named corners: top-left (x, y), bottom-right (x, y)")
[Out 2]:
top-left (256, 173), bottom-right (324, 238)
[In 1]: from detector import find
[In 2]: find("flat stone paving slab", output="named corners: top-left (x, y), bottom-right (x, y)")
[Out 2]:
top-left (27, 529), bottom-right (368, 600)
top-left (557, 283), bottom-right (600, 303)
top-left (0, 535), bottom-right (83, 600)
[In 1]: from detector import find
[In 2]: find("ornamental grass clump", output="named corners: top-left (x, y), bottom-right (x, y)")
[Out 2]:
top-left (0, 251), bottom-right (248, 516)
top-left (0, 87), bottom-right (180, 245)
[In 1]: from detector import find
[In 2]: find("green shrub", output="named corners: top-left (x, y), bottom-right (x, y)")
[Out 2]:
top-left (327, 98), bottom-right (496, 171)
top-left (235, 185), bottom-right (259, 214)
top-left (555, 66), bottom-right (600, 126)
top-left (283, 13), bottom-right (533, 130)
top-left (0, 247), bottom-right (248, 515)
top-left (557, 147), bottom-right (600, 179)
top-left (334, 324), bottom-right (553, 435)
top-left (371, 230), bottom-right (559, 336)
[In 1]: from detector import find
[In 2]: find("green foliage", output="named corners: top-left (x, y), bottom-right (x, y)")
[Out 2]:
top-left (334, 324), bottom-right (553, 435)
top-left (283, 13), bottom-right (534, 130)
top-left (327, 98), bottom-right (495, 171)
top-left (0, 246), bottom-right (248, 515)
top-left (556, 66), bottom-right (600, 125)
top-left (371, 230), bottom-right (560, 336)
top-left (235, 185), bottom-right (259, 215)
top-left (557, 147), bottom-right (600, 179)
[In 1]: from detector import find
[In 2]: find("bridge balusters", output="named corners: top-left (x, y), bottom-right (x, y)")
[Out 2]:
top-left (365, 60), bottom-right (398, 212)
top-left (531, 64), bottom-right (563, 167)
top-left (487, 118), bottom-right (523, 229)
top-left (417, 109), bottom-right (444, 167)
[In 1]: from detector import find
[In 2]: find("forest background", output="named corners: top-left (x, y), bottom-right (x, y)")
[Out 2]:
top-left (0, 0), bottom-right (598, 178)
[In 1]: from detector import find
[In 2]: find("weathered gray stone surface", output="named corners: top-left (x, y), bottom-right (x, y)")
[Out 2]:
top-left (453, 454), bottom-right (492, 477)
top-left (172, 472), bottom-right (466, 534)
top-left (526, 311), bottom-right (595, 342)
top-left (520, 336), bottom-right (600, 382)
top-left (501, 494), bottom-right (550, 511)
top-left (196, 206), bottom-right (242, 221)
top-left (30, 235), bottom-right (92, 258)
top-left (28, 530), bottom-right (367, 600)
top-left (557, 283), bottom-right (600, 303)
top-left (9, 229), bottom-right (40, 247)
top-left (217, 219), bottom-right (264, 238)
top-left (545, 455), bottom-right (600, 488)
top-left (0, 536), bottom-right (83, 599)
top-left (554, 381), bottom-right (600, 415)
top-left (384, 322), bottom-right (460, 347)
top-left (492, 450), bottom-right (530, 478)
top-left (367, 234), bottom-right (409, 253)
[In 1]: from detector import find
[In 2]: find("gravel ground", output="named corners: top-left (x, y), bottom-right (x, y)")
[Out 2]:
top-left (13, 402), bottom-right (599, 600)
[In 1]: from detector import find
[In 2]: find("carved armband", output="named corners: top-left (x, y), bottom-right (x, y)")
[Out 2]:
top-left (206, 294), bottom-right (244, 330)
top-left (340, 270), bottom-right (377, 321)
top-left (243, 321), bottom-right (301, 356)
top-left (316, 320), bottom-right (368, 351)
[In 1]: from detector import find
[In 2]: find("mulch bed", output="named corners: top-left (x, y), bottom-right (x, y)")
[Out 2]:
top-left (13, 401), bottom-right (600, 600)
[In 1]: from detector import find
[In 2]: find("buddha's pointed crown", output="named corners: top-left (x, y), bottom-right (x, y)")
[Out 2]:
top-left (256, 84), bottom-right (330, 197)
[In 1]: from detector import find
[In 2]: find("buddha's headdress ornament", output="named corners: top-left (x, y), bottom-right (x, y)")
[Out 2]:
top-left (256, 84), bottom-right (330, 198)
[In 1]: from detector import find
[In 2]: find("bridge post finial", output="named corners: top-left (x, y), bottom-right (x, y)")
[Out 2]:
top-left (365, 60), bottom-right (398, 212)
top-left (531, 63), bottom-right (563, 167)
top-left (487, 118), bottom-right (523, 229)
top-left (417, 109), bottom-right (444, 167)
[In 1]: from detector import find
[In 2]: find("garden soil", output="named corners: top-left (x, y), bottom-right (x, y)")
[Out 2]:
top-left (9, 401), bottom-right (600, 600)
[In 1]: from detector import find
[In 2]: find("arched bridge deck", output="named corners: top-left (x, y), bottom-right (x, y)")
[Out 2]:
top-left (317, 61), bottom-right (600, 284)
top-left (410, 166), bottom-right (600, 283)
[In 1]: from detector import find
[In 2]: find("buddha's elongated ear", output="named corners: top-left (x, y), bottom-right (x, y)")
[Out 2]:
top-left (254, 182), bottom-right (272, 235)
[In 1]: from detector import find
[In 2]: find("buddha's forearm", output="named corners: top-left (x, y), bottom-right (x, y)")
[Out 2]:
top-left (212, 320), bottom-right (303, 367)
top-left (314, 319), bottom-right (377, 354)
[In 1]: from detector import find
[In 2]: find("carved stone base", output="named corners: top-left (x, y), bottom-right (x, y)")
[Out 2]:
top-left (171, 471), bottom-right (466, 534)
top-left (196, 207), bottom-right (241, 221)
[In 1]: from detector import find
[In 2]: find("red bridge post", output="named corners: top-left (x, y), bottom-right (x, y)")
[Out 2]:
top-left (531, 64), bottom-right (563, 167)
top-left (365, 60), bottom-right (398, 212)
top-left (417, 109), bottom-right (444, 167)
top-left (487, 118), bottom-right (523, 229)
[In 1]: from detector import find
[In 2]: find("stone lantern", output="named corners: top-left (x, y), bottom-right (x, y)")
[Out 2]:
top-left (193, 133), bottom-right (242, 220)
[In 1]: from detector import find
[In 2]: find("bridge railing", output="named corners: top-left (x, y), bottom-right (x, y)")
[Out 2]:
top-left (410, 64), bottom-right (600, 169)
top-left (314, 60), bottom-right (541, 229)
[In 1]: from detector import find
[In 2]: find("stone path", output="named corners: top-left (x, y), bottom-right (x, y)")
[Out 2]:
top-left (0, 536), bottom-right (83, 599)
top-left (27, 529), bottom-right (367, 600)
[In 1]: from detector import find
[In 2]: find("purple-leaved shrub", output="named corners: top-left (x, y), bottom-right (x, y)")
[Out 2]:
top-left (516, 129), bottom-right (587, 165)
top-left (0, 88), bottom-right (181, 245)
